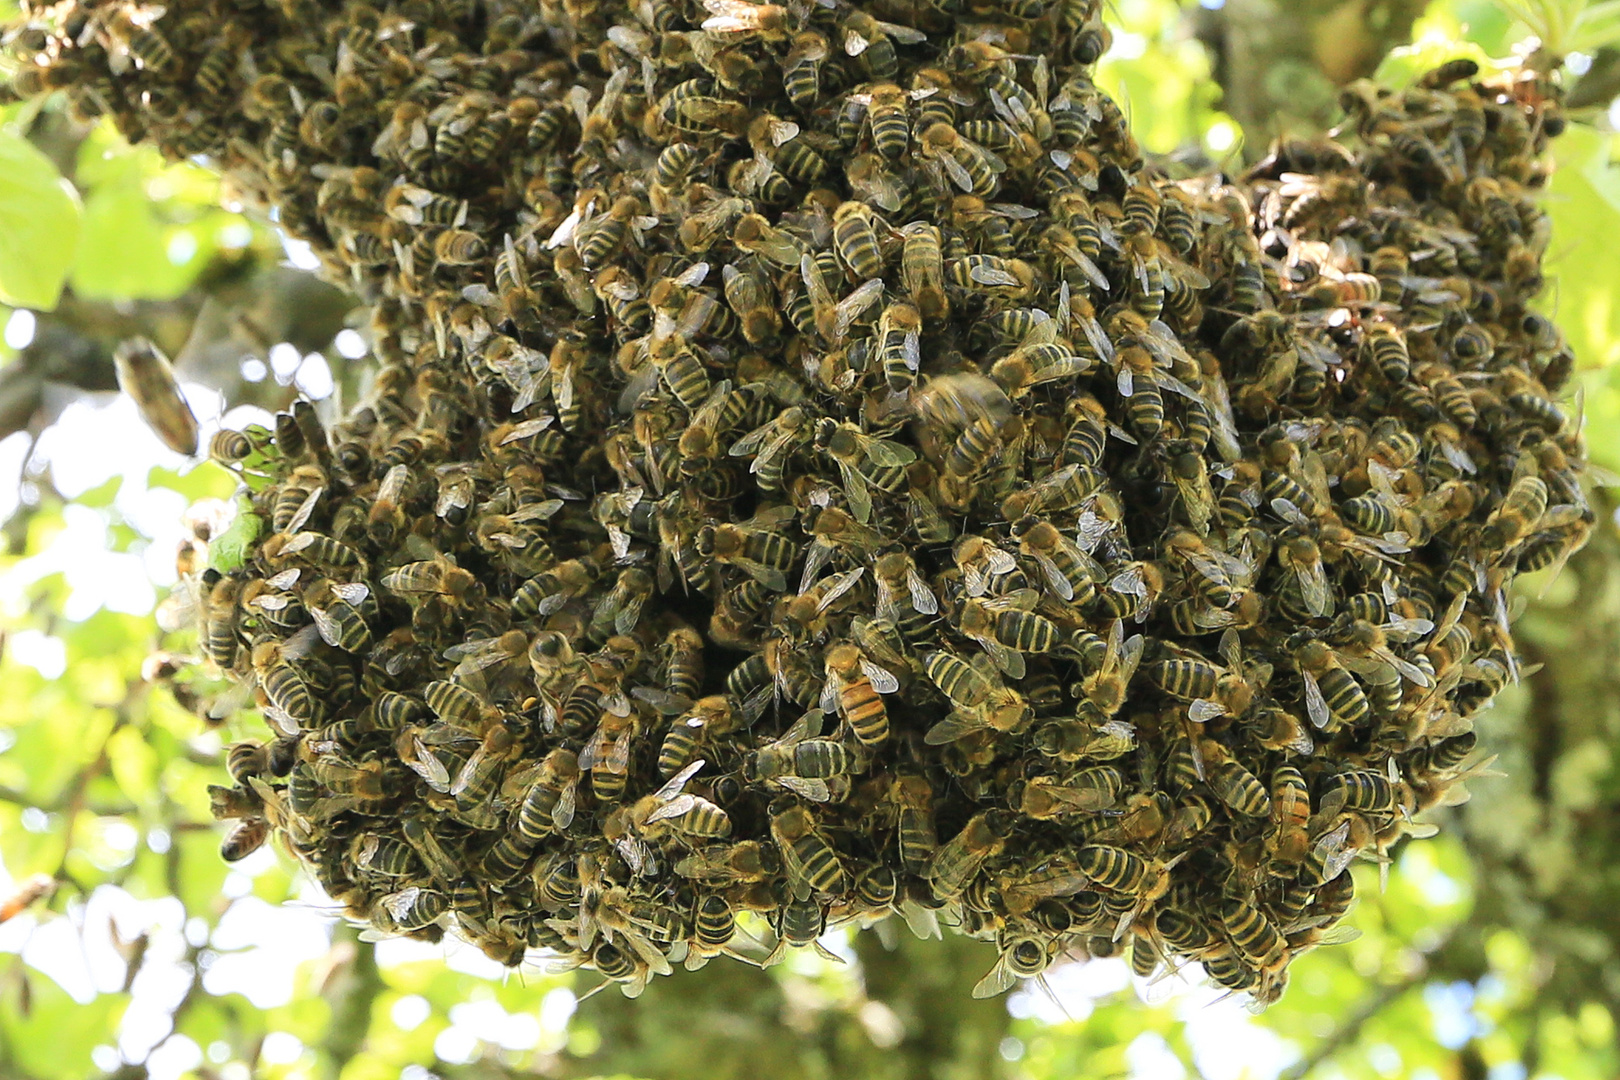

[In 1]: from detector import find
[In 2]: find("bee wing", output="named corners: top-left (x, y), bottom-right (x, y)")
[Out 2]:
top-left (729, 418), bottom-right (779, 457)
top-left (820, 674), bottom-right (841, 713)
top-left (899, 898), bottom-right (943, 940)
top-left (739, 683), bottom-right (774, 728)
top-left (819, 567), bottom-right (866, 610)
top-left (281, 623), bottom-right (321, 660)
top-left (860, 658), bottom-right (900, 693)
top-left (1188, 699), bottom-right (1227, 723)
top-left (285, 486), bottom-right (325, 534)
top-left (602, 730), bottom-right (634, 773)
top-left (842, 27), bottom-right (869, 56)
top-left (1301, 670), bottom-right (1331, 730)
top-left (833, 278), bottom-right (885, 340)
top-left (1029, 552), bottom-right (1074, 600)
top-left (1269, 498), bottom-right (1312, 529)
top-left (553, 781), bottom-right (577, 829)
top-left (449, 743), bottom-right (489, 796)
top-left (977, 634), bottom-right (1026, 679)
top-left (618, 924), bottom-right (675, 977)
top-left (1382, 649), bottom-right (1434, 687)
top-left (905, 567), bottom-right (939, 614)
top-left (875, 20), bottom-right (927, 43)
top-left (577, 735), bottom-right (606, 771)
top-left (1115, 365), bottom-right (1134, 397)
top-left (862, 437), bottom-right (916, 467)
top-left (646, 793), bottom-right (698, 823)
top-left (972, 954), bottom-right (1018, 999)
top-left (1296, 561), bottom-right (1333, 618)
top-left (774, 776), bottom-right (832, 801)
top-left (874, 578), bottom-right (901, 622)
top-left (309, 604), bottom-right (346, 648)
top-left (924, 710), bottom-right (987, 745)
top-left (406, 736), bottom-right (452, 791)
top-left (936, 153), bottom-right (975, 194)
top-left (1117, 633), bottom-right (1146, 682)
top-left (836, 460), bottom-right (873, 523)
top-left (737, 558), bottom-right (789, 593)
top-left (631, 686), bottom-right (693, 715)
top-left (655, 758), bottom-right (707, 801)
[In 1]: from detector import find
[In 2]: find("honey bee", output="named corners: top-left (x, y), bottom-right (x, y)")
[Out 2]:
top-left (813, 420), bottom-right (915, 523)
top-left (730, 406), bottom-right (813, 492)
top-left (871, 550), bottom-right (940, 637)
top-left (781, 30), bottom-right (830, 108)
top-left (840, 10), bottom-right (927, 80)
top-left (304, 578), bottom-right (373, 653)
top-left (956, 590), bottom-right (1059, 679)
top-left (1073, 619), bottom-right (1146, 720)
top-left (629, 759), bottom-right (733, 839)
top-left (1291, 635), bottom-right (1371, 732)
top-left (821, 641), bottom-right (896, 747)
top-left (950, 533), bottom-right (1023, 598)
top-left (114, 337), bottom-right (198, 456)
top-left (771, 802), bottom-right (848, 898)
top-left (927, 810), bottom-right (1012, 899)
top-left (696, 505), bottom-right (799, 592)
top-left (748, 708), bottom-right (864, 802)
top-left (875, 300), bottom-right (923, 393)
top-left (1016, 767), bottom-right (1125, 821)
top-left (721, 262), bottom-right (781, 345)
top-left (922, 650), bottom-right (1032, 744)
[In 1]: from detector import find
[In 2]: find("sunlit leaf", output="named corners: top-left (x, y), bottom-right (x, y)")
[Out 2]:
top-left (0, 130), bottom-right (81, 311)
top-left (0, 964), bottom-right (127, 1080)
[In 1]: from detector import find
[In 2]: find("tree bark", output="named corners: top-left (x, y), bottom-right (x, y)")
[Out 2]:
top-left (1188, 0), bottom-right (1428, 154)
top-left (556, 929), bottom-right (1010, 1080)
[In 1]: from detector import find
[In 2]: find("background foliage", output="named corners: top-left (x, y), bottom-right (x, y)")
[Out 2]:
top-left (3, 1), bottom-right (1620, 1078)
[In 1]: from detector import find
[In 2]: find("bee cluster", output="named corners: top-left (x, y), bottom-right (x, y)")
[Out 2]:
top-left (8, 0), bottom-right (1591, 1003)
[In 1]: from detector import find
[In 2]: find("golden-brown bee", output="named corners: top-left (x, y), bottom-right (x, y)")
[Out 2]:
top-left (304, 578), bottom-right (373, 653)
top-left (1016, 767), bottom-right (1124, 820)
top-left (628, 759), bottom-right (732, 839)
top-left (696, 505), bottom-right (799, 592)
top-left (919, 122), bottom-right (1003, 197)
top-left (926, 810), bottom-right (1011, 899)
top-left (900, 221), bottom-right (950, 322)
top-left (771, 802), bottom-right (848, 898)
top-left (813, 420), bottom-right (915, 523)
top-left (922, 650), bottom-right (1032, 744)
top-left (1292, 636), bottom-right (1371, 732)
top-left (831, 200), bottom-right (888, 279)
top-left (220, 817), bottom-right (270, 862)
top-left (1073, 619), bottom-right (1146, 720)
top-left (822, 641), bottom-right (895, 747)
top-left (840, 9), bottom-right (927, 80)
top-left (721, 262), bottom-right (781, 345)
top-left (875, 300), bottom-right (923, 393)
top-left (251, 626), bottom-right (320, 730)
top-left (114, 338), bottom-right (198, 456)
top-left (956, 590), bottom-right (1059, 680)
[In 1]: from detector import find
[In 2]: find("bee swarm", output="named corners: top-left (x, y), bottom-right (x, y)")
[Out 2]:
top-left (10, 0), bottom-right (1590, 1003)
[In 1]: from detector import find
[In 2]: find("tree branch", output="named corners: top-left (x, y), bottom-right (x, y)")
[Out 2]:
top-left (1187, 0), bottom-right (1429, 155)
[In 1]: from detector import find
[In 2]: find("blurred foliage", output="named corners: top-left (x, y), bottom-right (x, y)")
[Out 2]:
top-left (2, 2), bottom-right (1620, 1080)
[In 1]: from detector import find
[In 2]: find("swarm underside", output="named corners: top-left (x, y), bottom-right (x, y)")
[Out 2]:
top-left (10, 0), bottom-right (1592, 1002)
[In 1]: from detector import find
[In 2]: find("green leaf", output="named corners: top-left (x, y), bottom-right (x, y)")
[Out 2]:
top-left (208, 498), bottom-right (264, 573)
top-left (0, 130), bottom-right (82, 311)
top-left (0, 962), bottom-right (127, 1080)
top-left (148, 462), bottom-right (240, 503)
top-left (70, 187), bottom-right (194, 301)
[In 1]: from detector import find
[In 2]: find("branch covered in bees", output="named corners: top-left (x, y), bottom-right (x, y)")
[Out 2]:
top-left (6, 0), bottom-right (1588, 1006)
